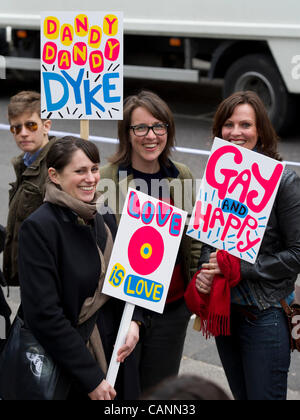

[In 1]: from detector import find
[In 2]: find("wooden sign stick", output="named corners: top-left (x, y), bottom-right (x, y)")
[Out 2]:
top-left (80, 120), bottom-right (90, 141)
top-left (106, 302), bottom-right (135, 387)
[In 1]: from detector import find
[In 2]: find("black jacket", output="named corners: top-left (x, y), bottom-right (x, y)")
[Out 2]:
top-left (199, 168), bottom-right (300, 309)
top-left (0, 225), bottom-right (6, 288)
top-left (18, 202), bottom-right (141, 398)
top-left (0, 226), bottom-right (10, 345)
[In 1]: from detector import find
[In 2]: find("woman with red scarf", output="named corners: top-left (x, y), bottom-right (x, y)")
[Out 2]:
top-left (185, 91), bottom-right (300, 400)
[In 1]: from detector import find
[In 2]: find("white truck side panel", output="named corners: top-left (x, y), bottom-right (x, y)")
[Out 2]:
top-left (1, 0), bottom-right (300, 38)
top-left (268, 39), bottom-right (300, 93)
top-left (1, 0), bottom-right (300, 93)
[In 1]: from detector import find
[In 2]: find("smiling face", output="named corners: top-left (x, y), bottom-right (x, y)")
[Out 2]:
top-left (130, 107), bottom-right (168, 173)
top-left (10, 112), bottom-right (51, 154)
top-left (221, 104), bottom-right (259, 151)
top-left (48, 149), bottom-right (100, 203)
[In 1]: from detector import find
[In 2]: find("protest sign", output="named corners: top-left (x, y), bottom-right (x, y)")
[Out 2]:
top-left (104, 188), bottom-right (187, 386)
top-left (103, 188), bottom-right (188, 313)
top-left (187, 137), bottom-right (285, 264)
top-left (41, 11), bottom-right (123, 120)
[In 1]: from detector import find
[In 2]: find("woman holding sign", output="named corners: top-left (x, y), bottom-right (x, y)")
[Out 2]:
top-left (18, 137), bottom-right (142, 400)
top-left (186, 91), bottom-right (300, 400)
top-left (100, 90), bottom-right (202, 393)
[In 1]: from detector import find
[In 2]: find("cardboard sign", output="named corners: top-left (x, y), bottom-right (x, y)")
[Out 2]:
top-left (187, 138), bottom-right (285, 264)
top-left (103, 189), bottom-right (188, 313)
top-left (41, 11), bottom-right (123, 120)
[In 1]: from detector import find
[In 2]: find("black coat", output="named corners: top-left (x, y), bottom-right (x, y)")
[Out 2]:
top-left (18, 202), bottom-right (141, 399)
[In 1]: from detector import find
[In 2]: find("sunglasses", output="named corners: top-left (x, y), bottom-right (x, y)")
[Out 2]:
top-left (10, 121), bottom-right (39, 135)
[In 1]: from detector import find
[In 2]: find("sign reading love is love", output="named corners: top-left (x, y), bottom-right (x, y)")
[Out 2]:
top-left (41, 11), bottom-right (123, 120)
top-left (187, 137), bottom-right (285, 264)
top-left (103, 189), bottom-right (187, 313)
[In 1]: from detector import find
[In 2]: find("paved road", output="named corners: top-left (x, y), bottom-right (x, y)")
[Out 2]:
top-left (0, 77), bottom-right (300, 399)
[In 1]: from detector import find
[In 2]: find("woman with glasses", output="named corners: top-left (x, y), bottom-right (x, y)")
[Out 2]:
top-left (100, 90), bottom-right (202, 394)
top-left (2, 91), bottom-right (57, 288)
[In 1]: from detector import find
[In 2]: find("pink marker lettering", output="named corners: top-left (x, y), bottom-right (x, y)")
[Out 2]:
top-left (206, 146), bottom-right (242, 199)
top-left (193, 201), bottom-right (212, 232)
top-left (237, 231), bottom-right (261, 253)
top-left (221, 214), bottom-right (242, 241)
top-left (209, 208), bottom-right (225, 229)
top-left (247, 163), bottom-right (284, 213)
top-left (156, 202), bottom-right (172, 227)
top-left (228, 169), bottom-right (252, 203)
top-left (127, 191), bottom-right (140, 219)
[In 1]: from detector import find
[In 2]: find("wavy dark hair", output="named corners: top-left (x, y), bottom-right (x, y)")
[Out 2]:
top-left (109, 90), bottom-right (176, 167)
top-left (47, 136), bottom-right (100, 173)
top-left (212, 91), bottom-right (282, 161)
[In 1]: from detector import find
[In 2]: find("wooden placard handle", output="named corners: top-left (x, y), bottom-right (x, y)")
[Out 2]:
top-left (80, 120), bottom-right (90, 141)
top-left (106, 302), bottom-right (135, 387)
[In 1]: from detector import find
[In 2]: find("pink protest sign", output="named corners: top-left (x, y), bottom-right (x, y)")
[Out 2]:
top-left (187, 137), bottom-right (285, 264)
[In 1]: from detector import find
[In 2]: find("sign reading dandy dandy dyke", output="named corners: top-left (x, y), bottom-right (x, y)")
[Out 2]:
top-left (41, 11), bottom-right (123, 120)
top-left (103, 189), bottom-right (187, 313)
top-left (187, 137), bottom-right (285, 264)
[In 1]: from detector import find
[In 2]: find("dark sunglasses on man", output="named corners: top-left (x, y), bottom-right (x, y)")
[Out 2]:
top-left (10, 121), bottom-right (39, 135)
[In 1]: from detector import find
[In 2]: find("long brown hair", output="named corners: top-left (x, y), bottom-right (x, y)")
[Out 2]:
top-left (213, 91), bottom-right (282, 161)
top-left (109, 90), bottom-right (176, 167)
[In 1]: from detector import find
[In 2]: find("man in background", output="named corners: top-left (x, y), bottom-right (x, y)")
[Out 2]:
top-left (2, 91), bottom-right (56, 287)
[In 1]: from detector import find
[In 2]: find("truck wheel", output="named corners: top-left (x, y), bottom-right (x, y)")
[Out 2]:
top-left (223, 54), bottom-right (296, 134)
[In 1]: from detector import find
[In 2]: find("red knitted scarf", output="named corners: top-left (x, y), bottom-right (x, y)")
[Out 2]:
top-left (185, 251), bottom-right (241, 337)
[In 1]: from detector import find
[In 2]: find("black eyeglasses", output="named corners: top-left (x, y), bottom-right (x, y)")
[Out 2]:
top-left (130, 123), bottom-right (169, 137)
top-left (10, 121), bottom-right (39, 135)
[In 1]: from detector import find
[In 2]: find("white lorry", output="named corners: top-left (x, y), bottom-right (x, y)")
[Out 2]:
top-left (0, 0), bottom-right (300, 133)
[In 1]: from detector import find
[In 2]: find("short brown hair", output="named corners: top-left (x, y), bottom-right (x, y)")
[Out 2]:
top-left (109, 90), bottom-right (176, 167)
top-left (47, 136), bottom-right (100, 173)
top-left (213, 91), bottom-right (282, 161)
top-left (8, 91), bottom-right (41, 122)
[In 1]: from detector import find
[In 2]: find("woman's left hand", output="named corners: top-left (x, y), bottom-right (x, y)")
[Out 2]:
top-left (202, 252), bottom-right (222, 276)
top-left (117, 321), bottom-right (140, 363)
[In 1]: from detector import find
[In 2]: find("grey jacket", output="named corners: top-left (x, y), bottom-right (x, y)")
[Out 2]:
top-left (199, 168), bottom-right (300, 310)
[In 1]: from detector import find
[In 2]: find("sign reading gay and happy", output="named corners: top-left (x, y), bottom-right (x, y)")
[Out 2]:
top-left (102, 189), bottom-right (187, 313)
top-left (187, 138), bottom-right (285, 264)
top-left (41, 12), bottom-right (123, 120)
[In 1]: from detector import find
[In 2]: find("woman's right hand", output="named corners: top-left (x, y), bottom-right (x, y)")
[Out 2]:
top-left (88, 379), bottom-right (117, 400)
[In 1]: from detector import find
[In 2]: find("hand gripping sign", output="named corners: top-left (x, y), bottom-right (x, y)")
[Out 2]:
top-left (187, 138), bottom-right (285, 264)
top-left (41, 11), bottom-right (123, 121)
top-left (103, 189), bottom-right (187, 386)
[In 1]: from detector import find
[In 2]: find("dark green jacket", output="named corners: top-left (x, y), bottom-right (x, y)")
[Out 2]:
top-left (2, 137), bottom-right (56, 286)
